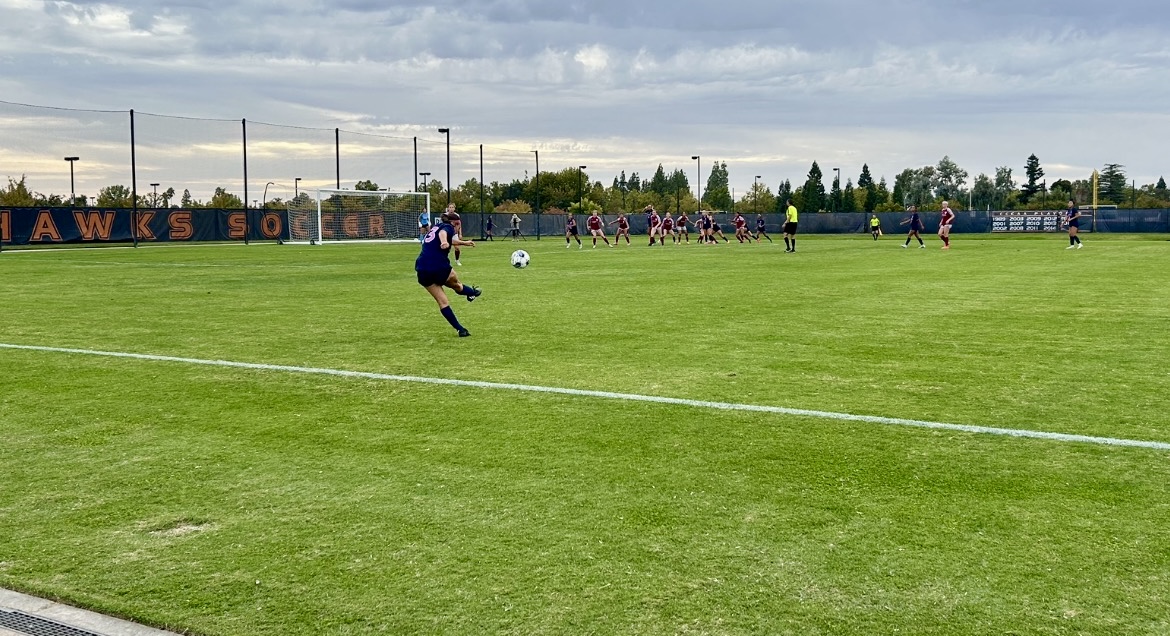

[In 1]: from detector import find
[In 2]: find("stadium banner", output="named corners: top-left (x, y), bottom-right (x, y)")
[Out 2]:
top-left (990, 210), bottom-right (1066, 232)
top-left (0, 208), bottom-right (286, 245)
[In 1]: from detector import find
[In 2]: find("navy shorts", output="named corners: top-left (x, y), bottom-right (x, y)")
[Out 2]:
top-left (417, 267), bottom-right (452, 288)
top-left (1068, 220), bottom-right (1079, 229)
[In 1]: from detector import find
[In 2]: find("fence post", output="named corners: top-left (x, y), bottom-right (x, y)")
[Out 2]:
top-left (242, 118), bottom-right (249, 245)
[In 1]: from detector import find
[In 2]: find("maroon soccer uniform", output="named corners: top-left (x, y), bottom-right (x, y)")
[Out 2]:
top-left (733, 215), bottom-right (746, 229)
top-left (618, 216), bottom-right (629, 229)
top-left (587, 215), bottom-right (603, 231)
top-left (661, 216), bottom-right (675, 231)
top-left (650, 213), bottom-right (661, 227)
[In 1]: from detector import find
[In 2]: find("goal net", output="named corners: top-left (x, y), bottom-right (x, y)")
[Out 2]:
top-left (286, 189), bottom-right (430, 244)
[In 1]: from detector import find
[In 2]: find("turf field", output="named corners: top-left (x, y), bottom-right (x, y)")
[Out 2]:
top-left (1, 233), bottom-right (1169, 635)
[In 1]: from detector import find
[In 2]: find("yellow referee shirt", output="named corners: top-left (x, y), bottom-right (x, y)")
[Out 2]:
top-left (786, 205), bottom-right (798, 223)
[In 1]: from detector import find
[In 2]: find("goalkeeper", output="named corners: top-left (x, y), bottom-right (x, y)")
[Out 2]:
top-left (415, 211), bottom-right (481, 337)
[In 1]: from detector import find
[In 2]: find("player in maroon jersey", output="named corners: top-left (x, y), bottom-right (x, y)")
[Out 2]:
top-left (586, 211), bottom-right (612, 248)
top-left (676, 213), bottom-right (690, 243)
top-left (565, 214), bottom-right (582, 249)
top-left (732, 212), bottom-right (751, 243)
top-left (938, 201), bottom-right (955, 249)
top-left (660, 213), bottom-right (676, 244)
top-left (646, 206), bottom-right (663, 246)
top-left (609, 212), bottom-right (631, 245)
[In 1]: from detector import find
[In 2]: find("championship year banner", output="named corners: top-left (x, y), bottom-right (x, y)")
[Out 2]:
top-left (0, 208), bottom-right (287, 245)
top-left (990, 211), bottom-right (1064, 232)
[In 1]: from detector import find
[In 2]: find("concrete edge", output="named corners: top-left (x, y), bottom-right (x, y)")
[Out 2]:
top-left (0, 588), bottom-right (183, 636)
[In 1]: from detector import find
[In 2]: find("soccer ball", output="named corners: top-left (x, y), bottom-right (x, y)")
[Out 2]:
top-left (510, 250), bottom-right (530, 268)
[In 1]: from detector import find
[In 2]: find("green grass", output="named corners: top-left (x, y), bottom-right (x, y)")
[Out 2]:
top-left (1, 233), bottom-right (1169, 635)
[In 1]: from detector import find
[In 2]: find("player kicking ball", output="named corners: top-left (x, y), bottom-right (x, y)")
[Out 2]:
top-left (415, 211), bottom-right (480, 337)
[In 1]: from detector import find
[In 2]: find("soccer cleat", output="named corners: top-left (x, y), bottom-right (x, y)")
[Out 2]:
top-left (609, 243), bottom-right (614, 248)
top-left (566, 243), bottom-right (570, 249)
top-left (579, 243), bottom-right (583, 249)
top-left (901, 244), bottom-right (908, 248)
top-left (919, 244), bottom-right (925, 249)
top-left (457, 328), bottom-right (470, 337)
top-left (465, 286), bottom-right (482, 302)
top-left (1066, 245), bottom-right (1076, 249)
top-left (456, 260), bottom-right (462, 266)
top-left (1076, 243), bottom-right (1083, 249)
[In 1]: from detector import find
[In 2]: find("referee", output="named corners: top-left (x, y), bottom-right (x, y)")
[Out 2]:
top-left (783, 199), bottom-right (799, 252)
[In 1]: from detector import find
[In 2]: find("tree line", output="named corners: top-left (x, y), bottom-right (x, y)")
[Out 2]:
top-left (4, 156), bottom-right (1168, 213)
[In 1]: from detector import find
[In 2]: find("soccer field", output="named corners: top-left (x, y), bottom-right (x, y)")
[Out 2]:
top-left (2, 234), bottom-right (1169, 635)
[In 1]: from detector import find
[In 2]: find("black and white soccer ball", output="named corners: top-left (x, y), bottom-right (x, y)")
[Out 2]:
top-left (510, 250), bottom-right (530, 268)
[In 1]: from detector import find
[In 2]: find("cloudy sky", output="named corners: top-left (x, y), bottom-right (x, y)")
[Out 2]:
top-left (2, 0), bottom-right (1168, 201)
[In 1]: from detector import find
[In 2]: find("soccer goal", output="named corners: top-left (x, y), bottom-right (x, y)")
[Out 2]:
top-left (285, 189), bottom-right (430, 244)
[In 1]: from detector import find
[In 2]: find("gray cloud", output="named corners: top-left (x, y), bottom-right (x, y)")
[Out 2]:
top-left (2, 0), bottom-right (1168, 199)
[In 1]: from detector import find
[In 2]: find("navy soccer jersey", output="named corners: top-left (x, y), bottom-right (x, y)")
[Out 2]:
top-left (415, 222), bottom-right (455, 271)
top-left (909, 212), bottom-right (922, 229)
top-left (1066, 207), bottom-right (1080, 227)
top-left (756, 217), bottom-right (766, 229)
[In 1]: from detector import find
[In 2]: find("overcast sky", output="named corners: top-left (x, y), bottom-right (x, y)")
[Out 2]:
top-left (2, 0), bottom-right (1168, 201)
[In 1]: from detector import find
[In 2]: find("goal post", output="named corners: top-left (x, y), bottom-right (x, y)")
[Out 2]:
top-left (285, 189), bottom-right (430, 244)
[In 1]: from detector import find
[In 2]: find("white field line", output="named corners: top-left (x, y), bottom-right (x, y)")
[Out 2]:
top-left (3, 342), bottom-right (1168, 452)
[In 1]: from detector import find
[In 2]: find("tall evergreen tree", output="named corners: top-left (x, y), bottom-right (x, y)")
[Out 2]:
top-left (1099, 163), bottom-right (1127, 204)
top-left (829, 172), bottom-right (842, 212)
top-left (649, 164), bottom-right (669, 196)
top-left (1157, 176), bottom-right (1167, 191)
top-left (775, 179), bottom-right (793, 212)
top-left (1020, 154), bottom-right (1044, 204)
top-left (703, 161), bottom-right (732, 211)
top-left (858, 164), bottom-right (878, 212)
top-left (841, 179), bottom-right (857, 212)
top-left (801, 162), bottom-right (826, 213)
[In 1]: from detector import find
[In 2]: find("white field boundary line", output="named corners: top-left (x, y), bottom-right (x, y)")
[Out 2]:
top-left (3, 342), bottom-right (1168, 452)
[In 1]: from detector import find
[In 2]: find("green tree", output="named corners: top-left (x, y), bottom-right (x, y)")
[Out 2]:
top-left (873, 177), bottom-right (899, 212)
top-left (0, 175), bottom-right (36, 206)
top-left (97, 185), bottom-right (135, 208)
top-left (858, 164), bottom-right (878, 213)
top-left (802, 162), bottom-right (826, 213)
top-left (828, 171), bottom-right (842, 212)
top-left (746, 179), bottom-right (775, 215)
top-left (994, 167), bottom-right (1016, 210)
top-left (648, 165), bottom-right (669, 197)
top-left (932, 155), bottom-right (969, 202)
top-left (841, 179), bottom-right (857, 212)
top-left (208, 187), bottom-right (244, 209)
top-left (180, 189), bottom-right (195, 207)
top-left (702, 161), bottom-right (731, 211)
top-left (354, 180), bottom-right (379, 191)
top-left (1099, 163), bottom-right (1127, 205)
top-left (1020, 154), bottom-right (1044, 204)
top-left (971, 173), bottom-right (995, 210)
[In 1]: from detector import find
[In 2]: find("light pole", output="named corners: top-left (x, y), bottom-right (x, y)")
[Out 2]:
top-left (691, 155), bottom-right (701, 212)
top-left (150, 183), bottom-right (160, 208)
top-left (437, 127), bottom-right (450, 206)
top-left (413, 136), bottom-right (418, 193)
top-left (832, 167), bottom-right (841, 213)
top-left (532, 149), bottom-right (540, 213)
top-left (577, 165), bottom-right (587, 214)
top-left (262, 181), bottom-right (274, 208)
top-left (294, 177), bottom-right (301, 199)
top-left (64, 156), bottom-right (79, 204)
top-left (754, 175), bottom-right (761, 214)
top-left (419, 172), bottom-right (431, 194)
